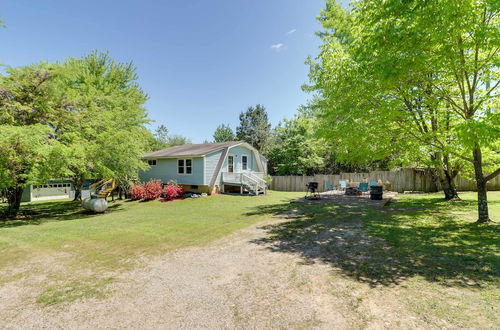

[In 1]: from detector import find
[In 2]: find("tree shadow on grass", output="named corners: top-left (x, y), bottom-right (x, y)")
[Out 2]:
top-left (0, 200), bottom-right (123, 228)
top-left (248, 196), bottom-right (500, 288)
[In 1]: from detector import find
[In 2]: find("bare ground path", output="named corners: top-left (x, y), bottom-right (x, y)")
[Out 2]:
top-left (0, 205), bottom-right (475, 329)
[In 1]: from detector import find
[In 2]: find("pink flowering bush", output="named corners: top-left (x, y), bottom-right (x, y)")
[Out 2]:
top-left (143, 179), bottom-right (163, 200)
top-left (129, 183), bottom-right (146, 200)
top-left (162, 181), bottom-right (185, 201)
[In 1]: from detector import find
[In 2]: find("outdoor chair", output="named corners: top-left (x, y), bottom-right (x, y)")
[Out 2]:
top-left (325, 181), bottom-right (335, 194)
top-left (369, 180), bottom-right (378, 187)
top-left (358, 182), bottom-right (369, 194)
top-left (339, 180), bottom-right (348, 191)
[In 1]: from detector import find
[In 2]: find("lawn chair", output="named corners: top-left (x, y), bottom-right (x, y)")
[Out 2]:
top-left (358, 182), bottom-right (369, 194)
top-left (325, 181), bottom-right (335, 194)
top-left (339, 180), bottom-right (348, 191)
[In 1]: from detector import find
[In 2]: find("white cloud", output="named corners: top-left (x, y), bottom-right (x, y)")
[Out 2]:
top-left (286, 29), bottom-right (297, 36)
top-left (270, 43), bottom-right (287, 52)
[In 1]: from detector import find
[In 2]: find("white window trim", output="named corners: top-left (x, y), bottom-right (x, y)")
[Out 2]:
top-left (177, 158), bottom-right (193, 175)
top-left (241, 155), bottom-right (248, 171)
top-left (227, 154), bottom-right (235, 173)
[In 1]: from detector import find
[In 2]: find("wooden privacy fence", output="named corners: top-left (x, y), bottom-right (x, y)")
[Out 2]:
top-left (269, 168), bottom-right (500, 193)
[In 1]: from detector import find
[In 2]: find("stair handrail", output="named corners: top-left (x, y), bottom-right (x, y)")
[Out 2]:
top-left (241, 173), bottom-right (265, 191)
top-left (244, 172), bottom-right (266, 188)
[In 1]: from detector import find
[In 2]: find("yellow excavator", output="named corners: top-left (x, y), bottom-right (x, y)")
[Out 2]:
top-left (89, 179), bottom-right (117, 199)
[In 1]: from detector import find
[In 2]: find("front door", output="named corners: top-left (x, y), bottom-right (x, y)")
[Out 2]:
top-left (228, 155), bottom-right (234, 173)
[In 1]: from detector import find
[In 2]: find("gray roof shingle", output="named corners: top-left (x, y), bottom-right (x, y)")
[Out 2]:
top-left (143, 141), bottom-right (243, 158)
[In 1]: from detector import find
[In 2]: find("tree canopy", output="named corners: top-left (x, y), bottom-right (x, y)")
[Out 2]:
top-left (0, 63), bottom-right (67, 214)
top-left (55, 52), bottom-right (150, 199)
top-left (213, 124), bottom-right (235, 142)
top-left (266, 109), bottom-right (328, 175)
top-left (0, 52), bottom-right (152, 213)
top-left (307, 0), bottom-right (499, 221)
top-left (236, 104), bottom-right (272, 151)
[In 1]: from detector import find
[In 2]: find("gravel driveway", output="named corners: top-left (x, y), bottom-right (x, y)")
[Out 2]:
top-left (1, 210), bottom-right (431, 329)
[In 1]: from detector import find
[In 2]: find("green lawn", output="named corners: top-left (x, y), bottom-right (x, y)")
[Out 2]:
top-left (0, 192), bottom-right (303, 271)
top-left (0, 192), bottom-right (302, 304)
top-left (257, 191), bottom-right (499, 327)
top-left (0, 190), bottom-right (498, 323)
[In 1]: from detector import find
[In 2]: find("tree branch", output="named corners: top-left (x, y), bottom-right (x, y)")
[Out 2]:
top-left (485, 167), bottom-right (500, 182)
top-left (395, 120), bottom-right (475, 163)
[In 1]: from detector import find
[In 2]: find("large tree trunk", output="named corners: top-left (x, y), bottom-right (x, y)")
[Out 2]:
top-left (472, 146), bottom-right (490, 223)
top-left (438, 174), bottom-right (460, 200)
top-left (5, 185), bottom-right (24, 216)
top-left (431, 152), bottom-right (460, 200)
top-left (72, 175), bottom-right (85, 201)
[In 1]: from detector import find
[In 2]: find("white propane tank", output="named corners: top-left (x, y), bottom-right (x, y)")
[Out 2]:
top-left (82, 198), bottom-right (108, 213)
top-left (82, 198), bottom-right (93, 210)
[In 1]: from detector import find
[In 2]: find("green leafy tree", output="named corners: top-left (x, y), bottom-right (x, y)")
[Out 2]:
top-left (167, 134), bottom-right (191, 146)
top-left (267, 111), bottom-right (327, 175)
top-left (0, 126), bottom-right (61, 215)
top-left (213, 124), bottom-right (235, 142)
top-left (154, 125), bottom-right (169, 145)
top-left (0, 64), bottom-right (67, 215)
top-left (236, 104), bottom-right (271, 151)
top-left (352, 0), bottom-right (500, 221)
top-left (57, 52), bottom-right (150, 200)
top-left (0, 52), bottom-right (152, 210)
top-left (307, 0), bottom-right (499, 213)
top-left (146, 124), bottom-right (169, 151)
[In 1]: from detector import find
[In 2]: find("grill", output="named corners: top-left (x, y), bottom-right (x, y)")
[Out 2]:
top-left (307, 182), bottom-right (318, 191)
top-left (305, 181), bottom-right (320, 200)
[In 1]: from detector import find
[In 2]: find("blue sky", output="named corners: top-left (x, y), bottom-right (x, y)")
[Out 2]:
top-left (1, 0), bottom-right (339, 143)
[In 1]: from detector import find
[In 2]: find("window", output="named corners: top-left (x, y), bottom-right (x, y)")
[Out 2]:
top-left (148, 159), bottom-right (157, 166)
top-left (242, 155), bottom-right (248, 170)
top-left (177, 159), bottom-right (192, 174)
top-left (227, 155), bottom-right (234, 173)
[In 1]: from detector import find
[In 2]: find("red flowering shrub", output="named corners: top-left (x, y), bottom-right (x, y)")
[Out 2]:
top-left (129, 184), bottom-right (146, 200)
top-left (143, 179), bottom-right (163, 200)
top-left (162, 182), bottom-right (185, 201)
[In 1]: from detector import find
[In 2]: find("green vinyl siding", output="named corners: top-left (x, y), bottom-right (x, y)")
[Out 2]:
top-left (218, 145), bottom-right (261, 184)
top-left (139, 144), bottom-right (265, 187)
top-left (139, 157), bottom-right (204, 185)
top-left (204, 149), bottom-right (223, 185)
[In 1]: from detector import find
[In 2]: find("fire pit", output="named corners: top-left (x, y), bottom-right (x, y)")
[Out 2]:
top-left (345, 187), bottom-right (361, 196)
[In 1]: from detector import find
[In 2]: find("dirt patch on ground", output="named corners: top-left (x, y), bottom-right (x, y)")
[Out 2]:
top-left (292, 190), bottom-right (398, 205)
top-left (0, 202), bottom-right (487, 329)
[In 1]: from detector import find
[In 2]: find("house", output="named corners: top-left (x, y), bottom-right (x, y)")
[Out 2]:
top-left (140, 141), bottom-right (268, 195)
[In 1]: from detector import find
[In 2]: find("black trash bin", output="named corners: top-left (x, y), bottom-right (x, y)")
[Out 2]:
top-left (370, 185), bottom-right (383, 200)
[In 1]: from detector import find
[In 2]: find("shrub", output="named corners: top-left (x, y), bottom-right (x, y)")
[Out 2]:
top-left (129, 184), bottom-right (145, 200)
top-left (162, 182), bottom-right (185, 201)
top-left (263, 175), bottom-right (272, 186)
top-left (143, 179), bottom-right (163, 200)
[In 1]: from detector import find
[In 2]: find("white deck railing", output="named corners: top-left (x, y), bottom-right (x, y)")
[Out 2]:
top-left (221, 172), bottom-right (267, 192)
